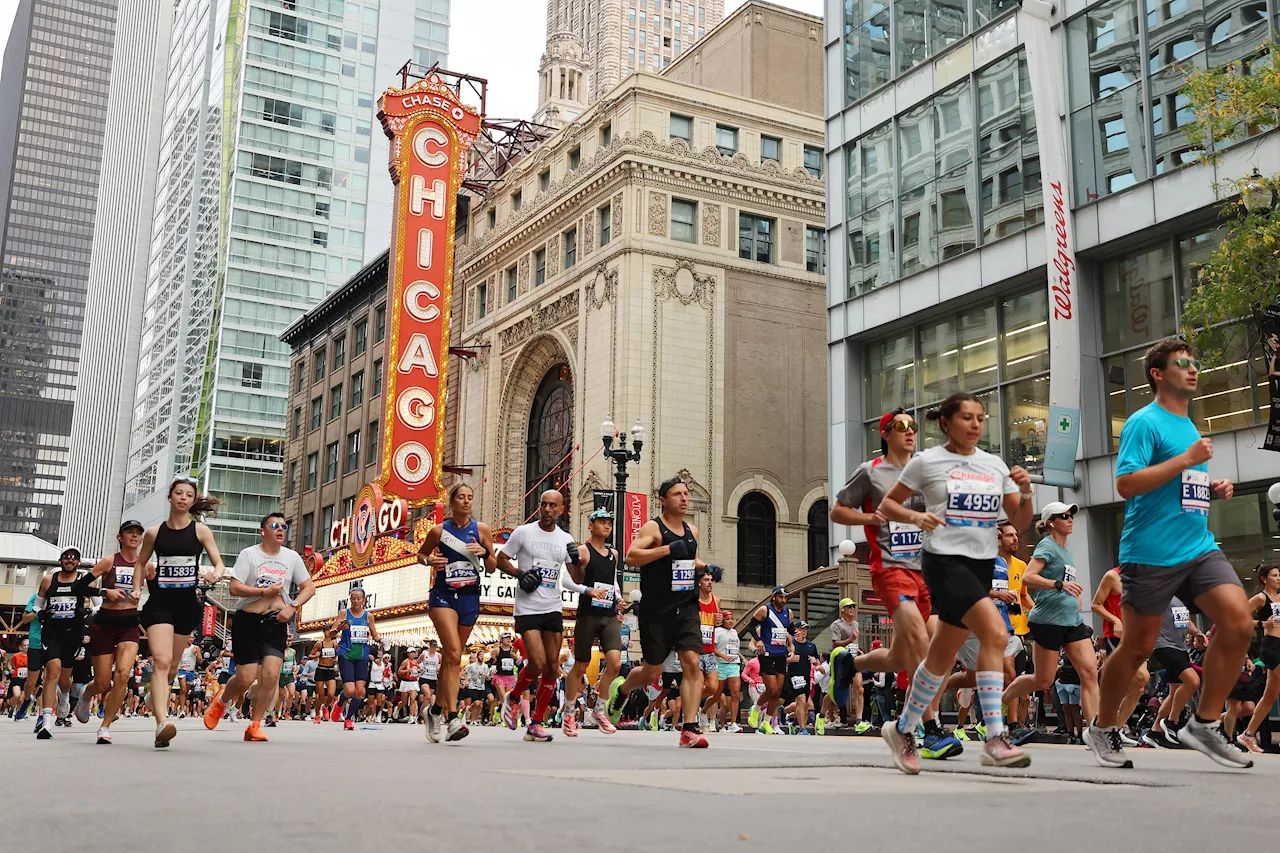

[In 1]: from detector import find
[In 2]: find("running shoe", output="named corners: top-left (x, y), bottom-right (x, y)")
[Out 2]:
top-left (954, 726), bottom-right (970, 741)
top-left (1118, 729), bottom-right (1139, 748)
top-left (265, 716), bottom-right (277, 728)
top-left (74, 690), bottom-right (93, 725)
top-left (1009, 726), bottom-right (1037, 746)
top-left (724, 722), bottom-right (743, 733)
top-left (853, 721), bottom-right (872, 734)
top-left (244, 721), bottom-right (269, 742)
top-left (596, 712), bottom-right (617, 734)
top-left (1236, 731), bottom-right (1265, 755)
top-left (426, 708), bottom-right (443, 742)
top-left (35, 714), bottom-right (51, 740)
top-left (648, 711), bottom-right (659, 731)
top-left (974, 723), bottom-right (987, 741)
top-left (881, 721), bottom-right (920, 775)
top-left (446, 716), bottom-right (469, 742)
top-left (1140, 726), bottom-right (1175, 749)
top-left (920, 732), bottom-right (964, 760)
top-left (563, 713), bottom-right (579, 737)
top-left (524, 722), bottom-right (553, 742)
top-left (760, 716), bottom-right (774, 735)
top-left (330, 703), bottom-right (343, 723)
top-left (313, 714), bottom-right (322, 725)
top-left (798, 728), bottom-right (811, 736)
top-left (679, 728), bottom-right (709, 748)
top-left (14, 699), bottom-right (29, 721)
top-left (96, 727), bottom-right (111, 745)
top-left (747, 705), bottom-right (760, 729)
top-left (980, 731), bottom-right (1031, 768)
top-left (203, 694), bottom-right (225, 730)
top-left (57, 691), bottom-right (70, 720)
top-left (815, 715), bottom-right (826, 736)
top-left (1083, 725), bottom-right (1132, 768)
top-left (606, 677), bottom-right (626, 725)
top-left (344, 718), bottom-right (354, 731)
top-left (1177, 717), bottom-right (1254, 768)
top-left (501, 694), bottom-right (520, 730)
top-left (154, 720), bottom-right (176, 749)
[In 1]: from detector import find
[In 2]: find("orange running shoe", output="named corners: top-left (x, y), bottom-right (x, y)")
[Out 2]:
top-left (244, 721), bottom-right (269, 742)
top-left (203, 693), bottom-right (225, 731)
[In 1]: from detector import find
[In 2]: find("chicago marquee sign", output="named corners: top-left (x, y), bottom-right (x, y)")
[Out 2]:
top-left (376, 74), bottom-right (482, 505)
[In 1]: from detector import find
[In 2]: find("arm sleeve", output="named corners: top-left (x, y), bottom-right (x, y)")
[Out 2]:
top-left (896, 454), bottom-right (925, 492)
top-left (71, 572), bottom-right (100, 596)
top-left (1115, 415), bottom-right (1156, 477)
top-left (559, 567), bottom-right (588, 594)
top-left (835, 466), bottom-right (868, 510)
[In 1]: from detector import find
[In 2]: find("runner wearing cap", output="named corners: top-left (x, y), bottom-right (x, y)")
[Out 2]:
top-left (72, 520), bottom-right (154, 743)
top-left (826, 598), bottom-right (870, 732)
top-left (831, 408), bottom-right (957, 758)
top-left (784, 621), bottom-right (820, 734)
top-left (560, 507), bottom-right (623, 735)
top-left (747, 585), bottom-right (793, 735)
top-left (32, 547), bottom-right (93, 739)
top-left (491, 631), bottom-right (519, 714)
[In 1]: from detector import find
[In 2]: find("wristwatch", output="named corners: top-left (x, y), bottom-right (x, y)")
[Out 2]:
top-left (1054, 580), bottom-right (1064, 592)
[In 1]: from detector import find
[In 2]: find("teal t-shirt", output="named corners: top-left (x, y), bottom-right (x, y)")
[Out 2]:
top-left (1116, 402), bottom-right (1217, 567)
top-left (1027, 537), bottom-right (1082, 628)
top-left (25, 593), bottom-right (42, 648)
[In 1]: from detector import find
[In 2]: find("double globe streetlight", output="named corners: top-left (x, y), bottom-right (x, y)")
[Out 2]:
top-left (600, 417), bottom-right (645, 576)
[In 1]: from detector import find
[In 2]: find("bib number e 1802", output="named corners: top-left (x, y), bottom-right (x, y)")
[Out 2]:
top-left (1180, 469), bottom-right (1210, 516)
top-left (944, 478), bottom-right (1002, 527)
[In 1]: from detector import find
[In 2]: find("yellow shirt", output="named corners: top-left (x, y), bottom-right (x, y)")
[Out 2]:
top-left (1005, 556), bottom-right (1030, 636)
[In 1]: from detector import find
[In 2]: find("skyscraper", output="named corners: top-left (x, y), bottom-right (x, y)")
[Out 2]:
top-left (0, 0), bottom-right (119, 543)
top-left (58, 0), bottom-right (174, 557)
top-left (121, 0), bottom-right (451, 558)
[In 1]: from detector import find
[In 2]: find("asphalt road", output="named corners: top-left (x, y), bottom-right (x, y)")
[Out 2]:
top-left (5, 717), bottom-right (1270, 852)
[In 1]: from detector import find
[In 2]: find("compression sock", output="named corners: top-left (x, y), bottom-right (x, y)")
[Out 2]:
top-left (975, 671), bottom-right (1006, 740)
top-left (533, 679), bottom-right (555, 724)
top-left (896, 664), bottom-right (944, 734)
top-left (520, 697), bottom-right (531, 722)
top-left (512, 665), bottom-right (539, 698)
top-left (682, 721), bottom-right (699, 732)
top-left (349, 697), bottom-right (364, 721)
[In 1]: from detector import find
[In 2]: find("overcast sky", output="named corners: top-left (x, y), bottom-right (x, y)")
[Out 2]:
top-left (0, 0), bottom-right (824, 118)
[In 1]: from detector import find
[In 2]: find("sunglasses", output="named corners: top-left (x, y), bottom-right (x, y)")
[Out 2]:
top-left (889, 419), bottom-right (919, 433)
top-left (1170, 356), bottom-right (1201, 371)
top-left (267, 522), bottom-right (289, 530)
top-left (1049, 512), bottom-right (1075, 522)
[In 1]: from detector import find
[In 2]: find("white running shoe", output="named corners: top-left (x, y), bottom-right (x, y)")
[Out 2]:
top-left (1083, 725), bottom-right (1132, 768)
top-left (425, 709), bottom-right (442, 743)
top-left (1177, 717), bottom-right (1254, 768)
top-left (96, 727), bottom-right (112, 745)
top-left (445, 716), bottom-right (469, 742)
top-left (75, 691), bottom-right (94, 725)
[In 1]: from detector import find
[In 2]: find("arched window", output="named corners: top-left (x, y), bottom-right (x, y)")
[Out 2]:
top-left (737, 492), bottom-right (776, 587)
top-left (525, 363), bottom-right (573, 529)
top-left (807, 499), bottom-right (829, 571)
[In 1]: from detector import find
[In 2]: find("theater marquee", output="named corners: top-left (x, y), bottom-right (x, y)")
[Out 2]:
top-left (376, 73), bottom-right (482, 505)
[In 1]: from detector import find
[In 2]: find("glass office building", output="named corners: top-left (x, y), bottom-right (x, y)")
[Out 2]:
top-left (122, 0), bottom-right (449, 557)
top-left (0, 0), bottom-right (118, 543)
top-left (824, 0), bottom-right (1280, 589)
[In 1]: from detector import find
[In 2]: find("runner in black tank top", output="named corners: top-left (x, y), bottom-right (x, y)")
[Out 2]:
top-left (602, 477), bottom-right (722, 748)
top-left (77, 519), bottom-right (153, 743)
top-left (132, 477), bottom-right (226, 748)
top-left (33, 547), bottom-right (91, 739)
top-left (562, 507), bottom-right (625, 735)
top-left (1237, 564), bottom-right (1280, 753)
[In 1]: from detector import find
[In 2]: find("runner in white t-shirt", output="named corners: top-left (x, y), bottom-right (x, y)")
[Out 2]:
top-left (496, 490), bottom-right (575, 743)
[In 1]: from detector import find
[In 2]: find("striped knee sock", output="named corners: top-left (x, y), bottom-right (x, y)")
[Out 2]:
top-left (975, 671), bottom-right (1005, 740)
top-left (896, 664), bottom-right (944, 734)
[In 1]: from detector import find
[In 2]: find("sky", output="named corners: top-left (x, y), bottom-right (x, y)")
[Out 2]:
top-left (0, 0), bottom-right (823, 118)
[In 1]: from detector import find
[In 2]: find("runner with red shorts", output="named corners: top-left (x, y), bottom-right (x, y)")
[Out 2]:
top-left (831, 408), bottom-right (957, 759)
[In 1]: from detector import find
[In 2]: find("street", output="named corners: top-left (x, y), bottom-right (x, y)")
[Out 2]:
top-left (5, 718), bottom-right (1271, 851)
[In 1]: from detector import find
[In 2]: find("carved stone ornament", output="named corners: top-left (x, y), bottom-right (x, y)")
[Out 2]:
top-left (653, 259), bottom-right (715, 309)
top-left (612, 192), bottom-right (623, 233)
top-left (583, 213), bottom-right (595, 256)
top-left (647, 191), bottom-right (667, 236)
top-left (499, 289), bottom-right (581, 351)
top-left (701, 203), bottom-right (721, 247)
top-left (584, 264), bottom-right (618, 311)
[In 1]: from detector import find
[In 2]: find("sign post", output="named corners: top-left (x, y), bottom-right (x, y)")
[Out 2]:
top-left (377, 74), bottom-right (482, 505)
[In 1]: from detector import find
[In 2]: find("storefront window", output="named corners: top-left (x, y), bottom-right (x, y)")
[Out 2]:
top-left (1000, 288), bottom-right (1049, 379)
top-left (1100, 242), bottom-right (1176, 354)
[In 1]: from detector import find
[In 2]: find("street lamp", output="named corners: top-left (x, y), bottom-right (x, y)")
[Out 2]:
top-left (601, 416), bottom-right (645, 581)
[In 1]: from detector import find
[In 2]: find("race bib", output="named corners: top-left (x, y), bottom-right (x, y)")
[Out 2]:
top-left (114, 565), bottom-right (135, 589)
top-left (1271, 602), bottom-right (1280, 621)
top-left (701, 624), bottom-right (714, 646)
top-left (282, 662), bottom-right (295, 675)
top-left (790, 675), bottom-right (806, 690)
top-left (1180, 469), bottom-right (1210, 516)
top-left (727, 637), bottom-right (740, 657)
top-left (349, 625), bottom-right (369, 644)
top-left (532, 559), bottom-right (559, 590)
top-left (770, 627), bottom-right (788, 647)
top-left (445, 560), bottom-right (479, 588)
top-left (992, 577), bottom-right (1009, 591)
top-left (1172, 606), bottom-right (1191, 629)
top-left (591, 582), bottom-right (615, 608)
top-left (16, 667), bottom-right (27, 678)
top-left (157, 555), bottom-right (198, 589)
top-left (321, 648), bottom-right (335, 659)
top-left (888, 521), bottom-right (923, 559)
top-left (671, 560), bottom-right (695, 592)
top-left (1063, 565), bottom-right (1077, 584)
top-left (49, 595), bottom-right (77, 619)
top-left (944, 478), bottom-right (1002, 527)
top-left (500, 658), bottom-right (514, 673)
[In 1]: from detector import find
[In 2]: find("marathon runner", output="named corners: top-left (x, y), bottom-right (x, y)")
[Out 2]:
top-left (695, 571), bottom-right (722, 731)
top-left (1237, 564), bottom-right (1280, 753)
top-left (275, 647), bottom-right (297, 723)
top-left (491, 632), bottom-right (518, 718)
top-left (784, 621), bottom-right (819, 734)
top-left (297, 654), bottom-right (316, 718)
top-left (333, 587), bottom-right (380, 731)
top-left (747, 586), bottom-right (792, 735)
top-left (396, 649), bottom-right (420, 723)
top-left (826, 599), bottom-right (870, 732)
top-left (32, 547), bottom-right (91, 739)
top-left (1089, 567), bottom-right (1147, 743)
top-left (205, 512), bottom-right (314, 741)
top-left (560, 507), bottom-right (623, 736)
top-left (603, 477), bottom-right (721, 748)
top-left (1000, 503), bottom-right (1097, 734)
top-left (132, 477), bottom-right (225, 748)
top-left (709, 611), bottom-right (742, 732)
top-left (417, 482), bottom-right (497, 742)
top-left (497, 489), bottom-right (575, 743)
top-left (74, 520), bottom-right (153, 743)
top-left (1086, 338), bottom-right (1254, 769)
top-left (16, 594), bottom-right (44, 721)
top-left (1145, 596), bottom-right (1203, 748)
top-left (6, 639), bottom-right (29, 717)
top-left (312, 628), bottom-right (340, 723)
top-left (418, 641), bottom-right (441, 711)
top-left (878, 391), bottom-right (1036, 772)
top-left (367, 651), bottom-right (390, 723)
top-left (996, 520), bottom-right (1034, 729)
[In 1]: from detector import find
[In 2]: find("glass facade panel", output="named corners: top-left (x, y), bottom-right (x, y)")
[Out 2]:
top-left (1000, 288), bottom-right (1050, 379)
top-left (864, 329), bottom-right (916, 415)
top-left (1100, 242), bottom-right (1176, 353)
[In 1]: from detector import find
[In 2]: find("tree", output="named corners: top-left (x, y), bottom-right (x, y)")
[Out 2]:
top-left (1178, 44), bottom-right (1280, 362)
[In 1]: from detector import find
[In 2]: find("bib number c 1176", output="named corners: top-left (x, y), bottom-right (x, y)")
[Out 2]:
top-left (888, 521), bottom-right (923, 559)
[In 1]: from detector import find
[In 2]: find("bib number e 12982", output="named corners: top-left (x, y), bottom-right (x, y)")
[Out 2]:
top-left (1180, 469), bottom-right (1210, 516)
top-left (671, 560), bottom-right (695, 592)
top-left (944, 478), bottom-right (1001, 527)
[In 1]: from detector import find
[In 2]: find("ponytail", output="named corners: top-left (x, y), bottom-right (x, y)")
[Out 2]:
top-left (1034, 518), bottom-right (1049, 535)
top-left (924, 392), bottom-right (982, 424)
top-left (190, 494), bottom-right (222, 521)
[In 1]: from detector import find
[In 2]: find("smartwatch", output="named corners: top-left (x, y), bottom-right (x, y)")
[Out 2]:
top-left (1054, 580), bottom-right (1064, 592)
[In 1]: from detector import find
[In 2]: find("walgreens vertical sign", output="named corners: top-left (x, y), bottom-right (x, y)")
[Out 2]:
top-left (376, 74), bottom-right (481, 505)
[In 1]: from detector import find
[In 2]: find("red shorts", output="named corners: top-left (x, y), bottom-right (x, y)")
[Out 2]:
top-left (87, 610), bottom-right (142, 657)
top-left (870, 566), bottom-right (932, 621)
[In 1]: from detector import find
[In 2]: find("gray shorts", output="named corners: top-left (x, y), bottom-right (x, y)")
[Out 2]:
top-left (699, 652), bottom-right (717, 674)
top-left (957, 632), bottom-right (1023, 672)
top-left (1119, 549), bottom-right (1241, 616)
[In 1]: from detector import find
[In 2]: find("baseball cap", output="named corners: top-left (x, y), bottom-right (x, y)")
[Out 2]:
top-left (1040, 501), bottom-right (1078, 524)
top-left (118, 519), bottom-right (144, 534)
top-left (589, 507), bottom-right (614, 521)
top-left (839, 597), bottom-right (855, 608)
top-left (871, 639), bottom-right (883, 649)
top-left (59, 547), bottom-right (81, 560)
top-left (794, 620), bottom-right (809, 630)
top-left (772, 585), bottom-right (787, 596)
